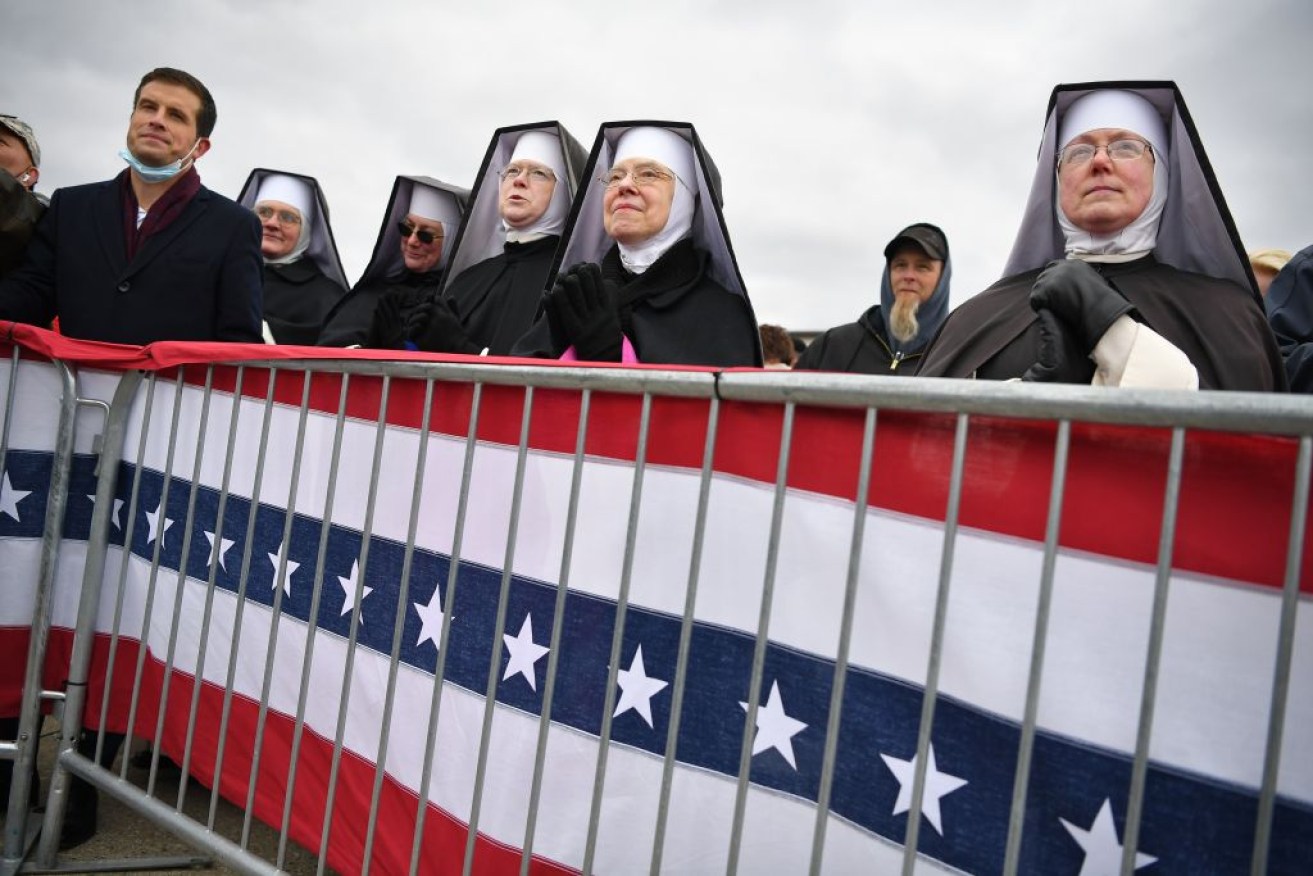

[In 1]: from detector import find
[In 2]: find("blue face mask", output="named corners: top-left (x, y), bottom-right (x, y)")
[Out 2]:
top-left (118, 140), bottom-right (201, 184)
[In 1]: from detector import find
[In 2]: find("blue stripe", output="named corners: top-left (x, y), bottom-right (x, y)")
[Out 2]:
top-left (2, 448), bottom-right (1309, 873)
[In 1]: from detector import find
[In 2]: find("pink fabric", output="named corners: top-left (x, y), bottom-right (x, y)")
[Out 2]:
top-left (559, 336), bottom-right (639, 363)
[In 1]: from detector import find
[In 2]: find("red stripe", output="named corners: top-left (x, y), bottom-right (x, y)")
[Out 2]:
top-left (27, 629), bottom-right (576, 875)
top-left (8, 341), bottom-right (1309, 591)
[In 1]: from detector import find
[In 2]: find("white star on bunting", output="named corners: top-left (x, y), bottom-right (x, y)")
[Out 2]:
top-left (268, 542), bottom-right (300, 598)
top-left (1060, 798), bottom-right (1157, 875)
top-left (413, 586), bottom-right (450, 650)
top-left (880, 742), bottom-right (968, 836)
top-left (203, 530), bottom-right (236, 572)
top-left (1, 473), bottom-right (32, 522)
top-left (85, 495), bottom-right (125, 530)
top-left (336, 560), bottom-right (374, 621)
top-left (738, 680), bottom-right (808, 769)
top-left (502, 614), bottom-right (549, 691)
top-left (613, 645), bottom-right (668, 728)
top-left (144, 503), bottom-right (173, 546)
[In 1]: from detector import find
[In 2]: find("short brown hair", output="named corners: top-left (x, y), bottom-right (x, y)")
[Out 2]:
top-left (759, 324), bottom-right (797, 367)
top-left (133, 67), bottom-right (217, 138)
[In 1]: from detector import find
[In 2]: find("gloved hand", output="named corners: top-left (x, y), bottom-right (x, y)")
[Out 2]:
top-left (1021, 308), bottom-right (1089, 383)
top-left (366, 290), bottom-right (408, 349)
top-left (1029, 258), bottom-right (1136, 355)
top-left (409, 296), bottom-right (481, 354)
top-left (546, 263), bottom-right (623, 361)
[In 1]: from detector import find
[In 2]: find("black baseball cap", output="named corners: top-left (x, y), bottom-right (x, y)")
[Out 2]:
top-left (883, 223), bottom-right (947, 261)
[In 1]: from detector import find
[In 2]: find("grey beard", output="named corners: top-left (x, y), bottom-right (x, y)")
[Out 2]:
top-left (889, 294), bottom-right (921, 344)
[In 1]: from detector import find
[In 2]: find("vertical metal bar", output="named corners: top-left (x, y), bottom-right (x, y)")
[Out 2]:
top-left (650, 396), bottom-right (720, 875)
top-left (521, 388), bottom-right (592, 874)
top-left (276, 372), bottom-right (351, 872)
top-left (464, 385), bottom-right (536, 875)
top-left (241, 369), bottom-right (312, 850)
top-left (727, 401), bottom-right (796, 874)
top-left (31, 368), bottom-right (140, 866)
top-left (0, 345), bottom-right (20, 485)
top-left (1002, 419), bottom-right (1072, 875)
top-left (177, 366), bottom-right (245, 813)
top-left (362, 377), bottom-right (436, 874)
top-left (581, 393), bottom-right (654, 875)
top-left (809, 406), bottom-right (878, 874)
top-left (408, 381), bottom-right (484, 875)
top-left (317, 375), bottom-right (394, 875)
top-left (1120, 427), bottom-right (1186, 874)
top-left (1250, 435), bottom-right (1310, 875)
top-left (210, 367), bottom-right (277, 830)
top-left (117, 368), bottom-right (186, 780)
top-left (901, 411), bottom-right (970, 876)
top-left (145, 366), bottom-right (215, 799)
top-left (14, 360), bottom-right (78, 865)
top-left (94, 372), bottom-right (156, 780)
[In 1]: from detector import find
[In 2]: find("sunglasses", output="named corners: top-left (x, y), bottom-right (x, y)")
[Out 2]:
top-left (397, 222), bottom-right (442, 245)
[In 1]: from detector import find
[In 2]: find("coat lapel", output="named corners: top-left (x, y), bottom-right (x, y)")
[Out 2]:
top-left (123, 188), bottom-right (211, 278)
top-left (91, 181), bottom-right (128, 279)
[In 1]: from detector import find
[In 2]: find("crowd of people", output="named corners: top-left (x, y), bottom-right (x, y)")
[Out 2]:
top-left (2, 66), bottom-right (1312, 848)
top-left (3, 69), bottom-right (1310, 392)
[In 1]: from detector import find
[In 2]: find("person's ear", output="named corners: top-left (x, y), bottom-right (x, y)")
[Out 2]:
top-left (191, 137), bottom-right (212, 163)
top-left (19, 166), bottom-right (38, 188)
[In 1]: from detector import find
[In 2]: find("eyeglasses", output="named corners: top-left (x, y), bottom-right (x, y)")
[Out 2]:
top-left (499, 163), bottom-right (557, 184)
top-left (397, 222), bottom-right (442, 245)
top-left (1057, 138), bottom-right (1153, 168)
top-left (598, 164), bottom-right (675, 189)
top-left (254, 205), bottom-right (302, 225)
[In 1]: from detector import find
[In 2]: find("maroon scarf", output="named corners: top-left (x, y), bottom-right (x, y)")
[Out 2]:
top-left (118, 166), bottom-right (202, 261)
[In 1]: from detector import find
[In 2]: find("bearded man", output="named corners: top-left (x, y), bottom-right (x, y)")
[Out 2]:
top-left (795, 223), bottom-right (950, 374)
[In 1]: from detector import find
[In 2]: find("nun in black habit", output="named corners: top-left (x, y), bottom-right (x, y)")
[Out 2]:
top-left (918, 82), bottom-right (1284, 391)
top-left (510, 122), bottom-right (762, 367)
top-left (237, 169), bottom-right (349, 345)
top-left (316, 176), bottom-right (469, 348)
top-left (408, 123), bottom-right (587, 356)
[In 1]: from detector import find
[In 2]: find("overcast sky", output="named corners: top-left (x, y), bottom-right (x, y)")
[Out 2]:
top-left (5, 0), bottom-right (1310, 331)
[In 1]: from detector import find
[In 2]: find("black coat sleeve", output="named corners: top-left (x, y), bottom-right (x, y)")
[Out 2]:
top-left (213, 207), bottom-right (265, 342)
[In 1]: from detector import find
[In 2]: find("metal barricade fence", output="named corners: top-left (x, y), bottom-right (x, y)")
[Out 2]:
top-left (0, 343), bottom-right (1310, 875)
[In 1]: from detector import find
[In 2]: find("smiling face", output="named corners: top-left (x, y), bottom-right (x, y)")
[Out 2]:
top-left (399, 213), bottom-right (445, 273)
top-left (1058, 127), bottom-right (1155, 235)
top-left (255, 199), bottom-right (303, 260)
top-left (601, 158), bottom-right (676, 245)
top-left (125, 80), bottom-right (210, 168)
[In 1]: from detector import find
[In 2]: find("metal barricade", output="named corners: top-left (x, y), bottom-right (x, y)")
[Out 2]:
top-left (1, 345), bottom-right (1310, 874)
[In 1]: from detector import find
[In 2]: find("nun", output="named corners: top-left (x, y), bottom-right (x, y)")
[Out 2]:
top-left (408, 123), bottom-right (587, 355)
top-left (316, 176), bottom-right (468, 348)
top-left (510, 122), bottom-right (761, 366)
top-left (918, 82), bottom-right (1284, 390)
top-left (237, 169), bottom-right (349, 345)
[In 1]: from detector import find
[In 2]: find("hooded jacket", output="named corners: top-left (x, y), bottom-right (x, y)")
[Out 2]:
top-left (1265, 244), bottom-right (1313, 393)
top-left (797, 238), bottom-right (952, 375)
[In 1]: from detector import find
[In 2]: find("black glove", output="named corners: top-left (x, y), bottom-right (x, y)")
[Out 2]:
top-left (366, 290), bottom-right (408, 349)
top-left (1029, 259), bottom-right (1135, 355)
top-left (409, 296), bottom-right (481, 355)
top-left (546, 263), bottom-right (623, 362)
top-left (1022, 308), bottom-right (1079, 382)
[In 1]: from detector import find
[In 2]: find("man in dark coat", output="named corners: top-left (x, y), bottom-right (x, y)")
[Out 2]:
top-left (511, 123), bottom-right (761, 367)
top-left (409, 124), bottom-right (586, 356)
top-left (0, 67), bottom-right (262, 849)
top-left (797, 223), bottom-right (951, 375)
top-left (0, 69), bottom-right (263, 345)
top-left (317, 176), bottom-right (468, 349)
top-left (1265, 244), bottom-right (1313, 392)
top-left (237, 169), bottom-right (348, 345)
top-left (0, 114), bottom-right (46, 278)
top-left (918, 82), bottom-right (1283, 391)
